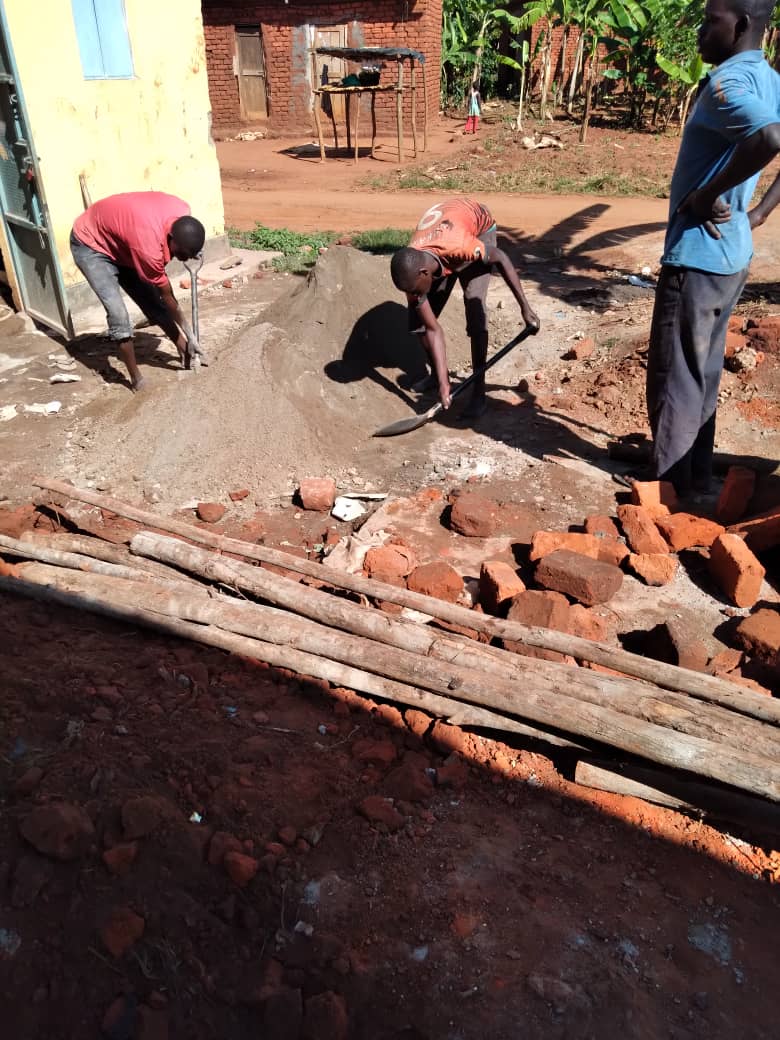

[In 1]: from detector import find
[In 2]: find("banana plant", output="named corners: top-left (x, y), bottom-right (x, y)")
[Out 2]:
top-left (656, 50), bottom-right (707, 130)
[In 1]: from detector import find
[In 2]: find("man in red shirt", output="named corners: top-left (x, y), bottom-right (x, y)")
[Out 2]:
top-left (391, 199), bottom-right (539, 417)
top-left (71, 192), bottom-right (206, 391)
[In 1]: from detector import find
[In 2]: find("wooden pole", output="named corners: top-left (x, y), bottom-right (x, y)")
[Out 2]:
top-left (346, 92), bottom-right (352, 154)
top-left (410, 60), bottom-right (418, 158)
top-left (370, 90), bottom-right (377, 158)
top-left (575, 760), bottom-right (780, 838)
top-left (31, 479), bottom-right (778, 723)
top-left (0, 532), bottom-right (194, 589)
top-left (396, 58), bottom-right (404, 163)
top-left (128, 532), bottom-right (780, 761)
top-left (313, 91), bottom-right (326, 162)
top-left (5, 562), bottom-right (780, 803)
top-left (422, 59), bottom-right (428, 152)
top-left (354, 90), bottom-right (361, 164)
top-left (22, 486), bottom-right (760, 711)
top-left (0, 567), bottom-right (585, 750)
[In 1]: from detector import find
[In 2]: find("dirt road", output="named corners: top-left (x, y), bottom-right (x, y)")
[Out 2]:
top-left (218, 127), bottom-right (780, 277)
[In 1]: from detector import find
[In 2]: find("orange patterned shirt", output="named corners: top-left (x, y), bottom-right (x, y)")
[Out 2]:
top-left (409, 199), bottom-right (496, 275)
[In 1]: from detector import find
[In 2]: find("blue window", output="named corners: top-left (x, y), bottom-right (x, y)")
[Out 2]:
top-left (71, 0), bottom-right (134, 80)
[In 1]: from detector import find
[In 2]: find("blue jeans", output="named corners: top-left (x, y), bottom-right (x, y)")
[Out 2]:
top-left (70, 230), bottom-right (177, 342)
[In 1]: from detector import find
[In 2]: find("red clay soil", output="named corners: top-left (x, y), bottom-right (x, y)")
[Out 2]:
top-left (2, 579), bottom-right (780, 1039)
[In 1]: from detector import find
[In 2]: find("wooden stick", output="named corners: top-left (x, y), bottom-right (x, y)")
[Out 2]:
top-left (422, 60), bottom-right (428, 152)
top-left (130, 532), bottom-right (780, 760)
top-left (0, 533), bottom-right (194, 589)
top-left (17, 531), bottom-right (199, 584)
top-left (346, 92), bottom-right (352, 154)
top-left (313, 91), bottom-right (326, 162)
top-left (371, 91), bottom-right (377, 158)
top-left (7, 562), bottom-right (780, 803)
top-left (575, 760), bottom-right (780, 838)
top-left (396, 59), bottom-right (404, 163)
top-left (32, 479), bottom-right (776, 722)
top-left (410, 60), bottom-right (418, 158)
top-left (353, 90), bottom-right (361, 165)
top-left (0, 569), bottom-right (584, 750)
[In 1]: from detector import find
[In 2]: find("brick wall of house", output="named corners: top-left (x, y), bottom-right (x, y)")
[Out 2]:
top-left (202, 0), bottom-right (442, 134)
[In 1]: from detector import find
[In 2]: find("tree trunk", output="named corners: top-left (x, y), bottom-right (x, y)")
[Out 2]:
top-left (579, 60), bottom-right (594, 143)
top-left (31, 478), bottom-right (778, 724)
top-left (566, 33), bottom-right (584, 117)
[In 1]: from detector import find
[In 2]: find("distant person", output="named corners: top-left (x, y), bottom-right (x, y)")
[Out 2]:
top-left (71, 192), bottom-right (206, 391)
top-left (465, 81), bottom-right (482, 134)
top-left (644, 0), bottom-right (780, 497)
top-left (390, 198), bottom-right (539, 418)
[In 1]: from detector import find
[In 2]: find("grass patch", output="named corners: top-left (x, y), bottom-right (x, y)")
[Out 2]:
top-left (228, 223), bottom-right (412, 273)
top-left (350, 227), bottom-right (411, 254)
top-left (363, 163), bottom-right (668, 199)
top-left (228, 224), bottom-right (337, 273)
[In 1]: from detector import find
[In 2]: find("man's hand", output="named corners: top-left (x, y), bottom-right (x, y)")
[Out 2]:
top-left (678, 188), bottom-right (731, 240)
top-left (522, 307), bottom-right (541, 333)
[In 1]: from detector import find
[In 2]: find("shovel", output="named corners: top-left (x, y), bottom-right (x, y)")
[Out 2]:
top-left (372, 325), bottom-right (538, 437)
top-left (183, 253), bottom-right (204, 372)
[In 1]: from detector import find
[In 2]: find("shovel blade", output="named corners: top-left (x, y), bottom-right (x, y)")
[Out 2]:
top-left (372, 402), bottom-right (442, 438)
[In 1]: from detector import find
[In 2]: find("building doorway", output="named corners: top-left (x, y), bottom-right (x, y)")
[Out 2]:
top-left (236, 25), bottom-right (268, 121)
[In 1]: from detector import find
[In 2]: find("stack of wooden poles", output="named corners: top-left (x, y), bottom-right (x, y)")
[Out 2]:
top-left (2, 477), bottom-right (779, 838)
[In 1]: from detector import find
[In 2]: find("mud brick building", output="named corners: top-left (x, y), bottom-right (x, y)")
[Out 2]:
top-left (202, 0), bottom-right (442, 133)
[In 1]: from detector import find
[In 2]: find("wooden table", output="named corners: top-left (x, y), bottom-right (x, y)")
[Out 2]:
top-left (312, 84), bottom-right (398, 164)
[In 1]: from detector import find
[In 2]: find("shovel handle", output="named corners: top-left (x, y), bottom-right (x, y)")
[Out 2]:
top-left (448, 324), bottom-right (537, 405)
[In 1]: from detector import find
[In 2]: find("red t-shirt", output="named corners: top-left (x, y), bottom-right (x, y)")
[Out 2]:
top-left (73, 191), bottom-right (190, 286)
top-left (409, 199), bottom-right (496, 276)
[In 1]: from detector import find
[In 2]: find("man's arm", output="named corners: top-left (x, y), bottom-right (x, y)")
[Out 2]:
top-left (409, 295), bottom-right (451, 408)
top-left (679, 123), bottom-right (780, 238)
top-left (749, 168), bottom-right (780, 228)
top-left (484, 246), bottom-right (540, 330)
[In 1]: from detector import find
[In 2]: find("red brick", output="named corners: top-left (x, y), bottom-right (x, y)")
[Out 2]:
top-left (479, 560), bottom-right (525, 614)
top-left (357, 796), bottom-right (404, 831)
top-left (627, 552), bottom-right (678, 586)
top-left (729, 507), bottom-right (780, 552)
top-left (617, 505), bottom-right (669, 555)
top-left (100, 906), bottom-right (145, 958)
top-left (299, 478), bottom-right (336, 512)
top-left (196, 502), bottom-right (226, 524)
top-left (351, 738), bottom-right (397, 767)
top-left (644, 619), bottom-right (709, 672)
top-left (724, 331), bottom-right (748, 358)
top-left (224, 851), bottom-right (259, 887)
top-left (535, 549), bottom-right (623, 606)
top-left (406, 561), bottom-right (463, 603)
top-left (708, 533), bottom-right (765, 608)
top-left (707, 647), bottom-right (743, 676)
top-left (584, 515), bottom-right (620, 539)
top-left (364, 543), bottom-right (417, 579)
top-left (716, 466), bottom-right (756, 524)
top-left (563, 336), bottom-right (595, 360)
top-left (736, 608), bottom-right (780, 668)
top-left (504, 589), bottom-right (573, 661)
top-left (449, 492), bottom-right (501, 537)
top-left (529, 530), bottom-right (600, 561)
top-left (655, 513), bottom-right (724, 550)
top-left (630, 480), bottom-right (678, 518)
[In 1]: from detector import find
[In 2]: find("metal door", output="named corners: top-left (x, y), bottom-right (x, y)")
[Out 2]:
top-left (314, 26), bottom-right (348, 123)
top-left (236, 26), bottom-right (268, 120)
top-left (0, 5), bottom-right (70, 334)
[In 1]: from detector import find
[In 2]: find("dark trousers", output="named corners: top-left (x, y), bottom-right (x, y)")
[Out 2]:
top-left (646, 264), bottom-right (748, 495)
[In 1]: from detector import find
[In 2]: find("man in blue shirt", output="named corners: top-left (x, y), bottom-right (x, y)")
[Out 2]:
top-left (646, 0), bottom-right (780, 496)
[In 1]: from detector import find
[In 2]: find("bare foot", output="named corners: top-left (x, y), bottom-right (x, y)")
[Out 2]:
top-left (131, 375), bottom-right (148, 393)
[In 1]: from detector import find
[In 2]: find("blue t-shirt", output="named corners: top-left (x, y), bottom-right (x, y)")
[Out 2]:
top-left (663, 50), bottom-right (780, 274)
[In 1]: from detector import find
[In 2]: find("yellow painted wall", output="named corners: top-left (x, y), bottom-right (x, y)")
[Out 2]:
top-left (3, 0), bottom-right (225, 290)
